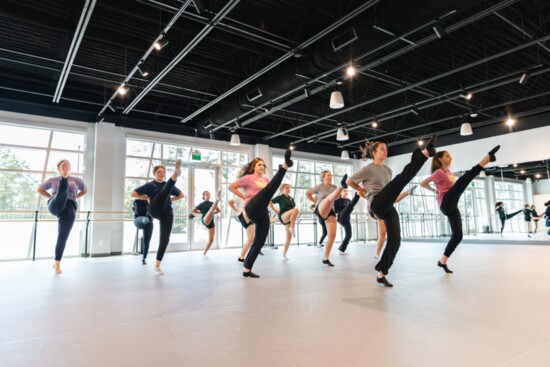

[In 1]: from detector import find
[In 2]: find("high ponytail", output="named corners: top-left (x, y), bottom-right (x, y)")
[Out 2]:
top-left (360, 140), bottom-right (385, 160)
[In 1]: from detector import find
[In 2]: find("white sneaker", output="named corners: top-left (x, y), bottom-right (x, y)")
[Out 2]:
top-left (289, 227), bottom-right (296, 238)
top-left (203, 254), bottom-right (209, 259)
top-left (154, 266), bottom-right (164, 275)
top-left (283, 255), bottom-right (289, 261)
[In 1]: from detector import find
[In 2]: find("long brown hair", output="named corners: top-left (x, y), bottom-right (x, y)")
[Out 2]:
top-left (431, 151), bottom-right (448, 173)
top-left (360, 140), bottom-right (386, 160)
top-left (239, 157), bottom-right (266, 178)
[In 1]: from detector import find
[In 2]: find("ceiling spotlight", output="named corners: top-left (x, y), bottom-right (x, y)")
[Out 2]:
top-left (154, 39), bottom-right (169, 51)
top-left (137, 65), bottom-right (149, 77)
top-left (470, 111), bottom-right (479, 118)
top-left (410, 107), bottom-right (419, 116)
top-left (341, 150), bottom-right (350, 160)
top-left (535, 173), bottom-right (541, 179)
top-left (418, 139), bottom-right (424, 146)
top-left (230, 133), bottom-right (240, 146)
top-left (460, 92), bottom-right (473, 100)
top-left (505, 116), bottom-right (515, 126)
top-left (513, 163), bottom-right (518, 167)
top-left (372, 118), bottom-right (378, 128)
top-left (518, 71), bottom-right (529, 85)
top-left (346, 64), bottom-right (356, 77)
top-left (433, 22), bottom-right (446, 38)
top-left (289, 144), bottom-right (296, 151)
top-left (117, 84), bottom-right (128, 96)
top-left (330, 91), bottom-right (344, 109)
top-left (520, 169), bottom-right (525, 175)
top-left (336, 127), bottom-right (349, 141)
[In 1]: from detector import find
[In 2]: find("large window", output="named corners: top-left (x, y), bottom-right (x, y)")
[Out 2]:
top-left (124, 138), bottom-right (248, 252)
top-left (0, 122), bottom-right (86, 260)
top-left (272, 155), bottom-right (352, 245)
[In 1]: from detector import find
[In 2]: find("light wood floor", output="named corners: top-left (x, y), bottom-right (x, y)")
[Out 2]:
top-left (1, 240), bottom-right (549, 367)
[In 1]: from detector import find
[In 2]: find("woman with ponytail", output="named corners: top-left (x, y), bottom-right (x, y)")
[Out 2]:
top-left (229, 149), bottom-right (294, 278)
top-left (420, 146), bottom-right (500, 273)
top-left (347, 137), bottom-right (436, 287)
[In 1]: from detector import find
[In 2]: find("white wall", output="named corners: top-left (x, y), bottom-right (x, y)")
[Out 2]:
top-left (385, 125), bottom-right (550, 176)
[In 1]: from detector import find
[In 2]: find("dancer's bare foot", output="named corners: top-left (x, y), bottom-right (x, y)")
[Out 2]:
top-left (53, 261), bottom-right (62, 274)
top-left (154, 260), bottom-right (164, 275)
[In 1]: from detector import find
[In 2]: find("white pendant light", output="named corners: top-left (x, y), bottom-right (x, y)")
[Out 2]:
top-left (460, 122), bottom-right (473, 136)
top-left (336, 127), bottom-right (349, 141)
top-left (341, 150), bottom-right (350, 160)
top-left (230, 134), bottom-right (240, 146)
top-left (330, 91), bottom-right (344, 109)
top-left (479, 170), bottom-right (486, 178)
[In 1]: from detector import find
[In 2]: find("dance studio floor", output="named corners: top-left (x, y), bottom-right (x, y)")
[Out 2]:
top-left (1, 239), bottom-right (550, 367)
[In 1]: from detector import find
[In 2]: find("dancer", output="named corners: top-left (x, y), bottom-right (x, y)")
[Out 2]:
top-left (373, 185), bottom-right (417, 260)
top-left (347, 137), bottom-right (437, 287)
top-left (37, 159), bottom-right (87, 274)
top-left (229, 149), bottom-right (293, 278)
top-left (333, 189), bottom-right (360, 255)
top-left (192, 190), bottom-right (221, 258)
top-left (306, 170), bottom-right (348, 267)
top-left (523, 204), bottom-right (533, 237)
top-left (531, 205), bottom-right (542, 234)
top-left (495, 201), bottom-right (522, 236)
top-left (131, 161), bottom-right (184, 275)
top-left (228, 196), bottom-right (257, 262)
top-left (309, 204), bottom-right (327, 247)
top-left (420, 146), bottom-right (500, 273)
top-left (270, 183), bottom-right (299, 260)
top-left (544, 201), bottom-right (550, 236)
top-left (132, 199), bottom-right (153, 265)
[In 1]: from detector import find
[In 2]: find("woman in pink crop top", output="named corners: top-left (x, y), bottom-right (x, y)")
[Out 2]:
top-left (420, 146), bottom-right (500, 274)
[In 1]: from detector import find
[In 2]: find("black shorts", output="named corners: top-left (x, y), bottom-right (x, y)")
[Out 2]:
top-left (278, 212), bottom-right (291, 225)
top-left (201, 218), bottom-right (215, 229)
top-left (237, 213), bottom-right (252, 229)
top-left (314, 206), bottom-right (336, 221)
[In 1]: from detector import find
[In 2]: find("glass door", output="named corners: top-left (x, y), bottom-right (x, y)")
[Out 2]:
top-left (189, 166), bottom-right (220, 250)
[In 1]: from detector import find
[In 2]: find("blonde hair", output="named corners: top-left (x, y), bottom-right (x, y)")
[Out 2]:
top-left (280, 183), bottom-right (290, 192)
top-left (360, 140), bottom-right (386, 160)
top-left (320, 170), bottom-right (331, 181)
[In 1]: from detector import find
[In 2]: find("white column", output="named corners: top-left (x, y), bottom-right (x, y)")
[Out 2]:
top-left (88, 122), bottom-right (126, 256)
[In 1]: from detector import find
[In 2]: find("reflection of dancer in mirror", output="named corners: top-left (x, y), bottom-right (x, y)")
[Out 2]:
top-left (229, 149), bottom-right (293, 278)
top-left (530, 205), bottom-right (542, 234)
top-left (544, 201), bottom-right (550, 236)
top-left (333, 189), bottom-right (360, 255)
top-left (193, 190), bottom-right (221, 258)
top-left (306, 171), bottom-right (348, 267)
top-left (495, 201), bottom-right (522, 237)
top-left (270, 183), bottom-right (299, 260)
top-left (373, 184), bottom-right (417, 260)
top-left (37, 160), bottom-right (88, 274)
top-left (347, 137), bottom-right (436, 287)
top-left (420, 146), bottom-right (499, 273)
top-left (131, 160), bottom-right (184, 275)
top-left (523, 204), bottom-right (533, 237)
top-left (229, 196), bottom-right (257, 262)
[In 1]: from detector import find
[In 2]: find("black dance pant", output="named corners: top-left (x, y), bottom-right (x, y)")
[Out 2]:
top-left (48, 177), bottom-right (69, 217)
top-left (147, 178), bottom-right (176, 261)
top-left (499, 210), bottom-right (522, 233)
top-left (370, 148), bottom-right (428, 275)
top-left (337, 194), bottom-right (361, 252)
top-left (141, 221), bottom-right (154, 260)
top-left (54, 200), bottom-right (77, 261)
top-left (439, 164), bottom-right (483, 257)
top-left (318, 216), bottom-right (327, 244)
top-left (244, 165), bottom-right (288, 270)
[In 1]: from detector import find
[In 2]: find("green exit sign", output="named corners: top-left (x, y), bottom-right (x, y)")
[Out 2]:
top-left (191, 151), bottom-right (201, 161)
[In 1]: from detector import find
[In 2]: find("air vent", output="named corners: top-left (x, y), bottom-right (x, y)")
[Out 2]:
top-left (331, 28), bottom-right (358, 52)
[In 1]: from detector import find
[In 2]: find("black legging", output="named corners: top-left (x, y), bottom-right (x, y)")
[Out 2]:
top-left (47, 177), bottom-right (78, 261)
top-left (439, 164), bottom-right (483, 257)
top-left (499, 210), bottom-right (522, 234)
top-left (318, 216), bottom-right (327, 244)
top-left (371, 148), bottom-right (427, 275)
top-left (338, 194), bottom-right (360, 252)
top-left (141, 221), bottom-right (154, 260)
top-left (147, 178), bottom-right (177, 261)
top-left (244, 165), bottom-right (288, 270)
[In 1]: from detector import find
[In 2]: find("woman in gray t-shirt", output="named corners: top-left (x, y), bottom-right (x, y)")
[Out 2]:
top-left (306, 170), bottom-right (348, 267)
top-left (347, 137), bottom-right (436, 287)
